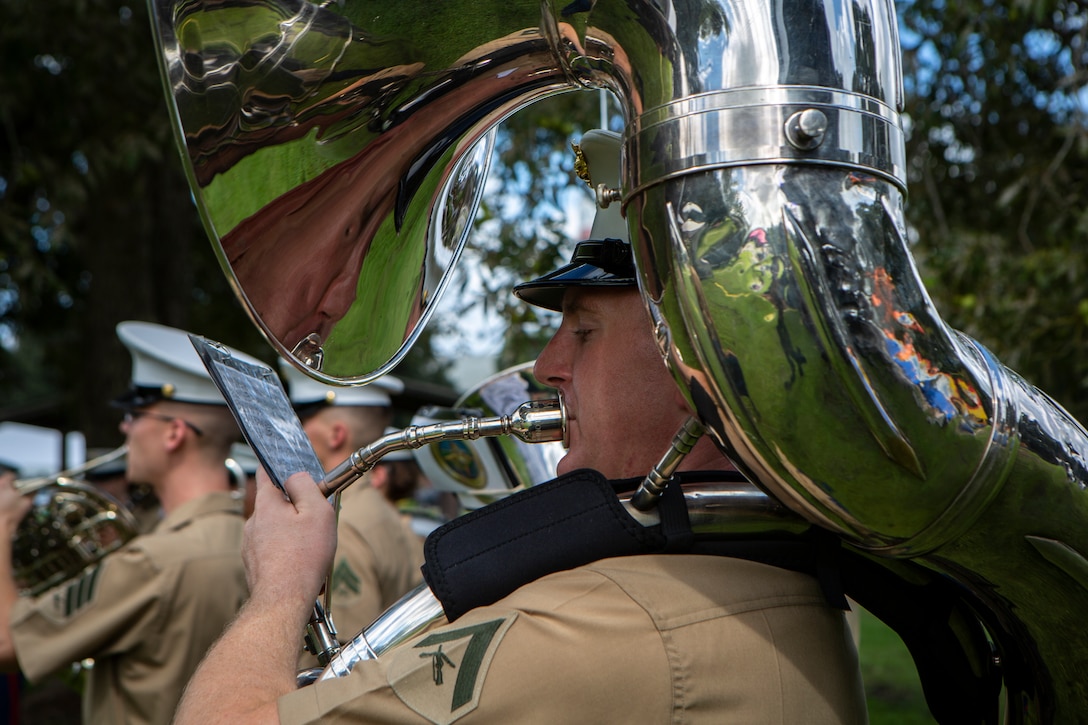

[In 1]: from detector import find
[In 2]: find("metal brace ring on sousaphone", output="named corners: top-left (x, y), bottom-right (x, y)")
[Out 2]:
top-left (149, 0), bottom-right (1088, 721)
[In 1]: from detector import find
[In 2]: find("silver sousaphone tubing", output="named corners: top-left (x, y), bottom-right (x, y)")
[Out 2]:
top-left (149, 0), bottom-right (1088, 719)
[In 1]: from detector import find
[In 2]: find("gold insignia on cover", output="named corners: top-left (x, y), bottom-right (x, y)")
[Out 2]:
top-left (433, 440), bottom-right (486, 490)
top-left (571, 141), bottom-right (591, 185)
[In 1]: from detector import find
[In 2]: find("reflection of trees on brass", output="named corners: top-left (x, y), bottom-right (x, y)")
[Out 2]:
top-left (173, 0), bottom-right (422, 186)
top-left (187, 3), bottom-right (570, 376)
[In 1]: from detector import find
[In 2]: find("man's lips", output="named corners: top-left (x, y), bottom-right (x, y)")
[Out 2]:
top-left (561, 417), bottom-right (577, 450)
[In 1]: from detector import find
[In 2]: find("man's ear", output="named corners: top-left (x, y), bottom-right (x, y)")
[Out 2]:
top-left (328, 420), bottom-right (351, 452)
top-left (163, 418), bottom-right (189, 452)
top-left (369, 464), bottom-right (388, 492)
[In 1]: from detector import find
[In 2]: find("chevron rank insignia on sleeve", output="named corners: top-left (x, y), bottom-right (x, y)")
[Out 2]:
top-left (50, 564), bottom-right (102, 619)
top-left (388, 614), bottom-right (516, 724)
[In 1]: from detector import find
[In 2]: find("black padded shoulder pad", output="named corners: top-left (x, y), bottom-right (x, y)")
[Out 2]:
top-left (421, 469), bottom-right (666, 621)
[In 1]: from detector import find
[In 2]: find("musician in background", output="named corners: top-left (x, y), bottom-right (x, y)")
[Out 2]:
top-left (0, 321), bottom-right (256, 725)
top-left (0, 467), bottom-right (17, 725)
top-left (279, 363), bottom-right (424, 647)
top-left (174, 130), bottom-right (866, 724)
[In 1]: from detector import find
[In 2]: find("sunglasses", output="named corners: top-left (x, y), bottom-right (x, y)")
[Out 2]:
top-left (123, 410), bottom-right (204, 436)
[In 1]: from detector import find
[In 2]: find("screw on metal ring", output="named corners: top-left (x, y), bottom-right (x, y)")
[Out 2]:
top-left (595, 183), bottom-right (622, 209)
top-left (785, 109), bottom-right (829, 151)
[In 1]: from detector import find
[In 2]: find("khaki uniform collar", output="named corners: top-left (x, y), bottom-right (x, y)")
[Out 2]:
top-left (155, 490), bottom-right (242, 533)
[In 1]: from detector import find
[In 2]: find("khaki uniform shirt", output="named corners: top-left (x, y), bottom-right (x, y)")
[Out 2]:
top-left (11, 491), bottom-right (247, 725)
top-left (329, 482), bottom-right (425, 641)
top-left (279, 554), bottom-right (866, 725)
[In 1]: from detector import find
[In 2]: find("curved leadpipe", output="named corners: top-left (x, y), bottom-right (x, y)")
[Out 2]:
top-left (300, 398), bottom-right (566, 668)
top-left (320, 399), bottom-right (567, 497)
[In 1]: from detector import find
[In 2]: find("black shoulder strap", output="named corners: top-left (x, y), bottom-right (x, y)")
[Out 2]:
top-left (422, 469), bottom-right (664, 621)
top-left (422, 468), bottom-right (837, 619)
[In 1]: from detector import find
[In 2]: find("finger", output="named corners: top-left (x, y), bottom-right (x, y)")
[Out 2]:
top-left (281, 471), bottom-right (324, 510)
top-left (253, 467), bottom-right (292, 512)
top-left (255, 466), bottom-right (274, 490)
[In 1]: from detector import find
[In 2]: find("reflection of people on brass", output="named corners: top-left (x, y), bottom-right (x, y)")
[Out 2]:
top-left (219, 122), bottom-right (482, 373)
top-left (222, 158), bottom-right (381, 357)
top-left (204, 23), bottom-right (558, 375)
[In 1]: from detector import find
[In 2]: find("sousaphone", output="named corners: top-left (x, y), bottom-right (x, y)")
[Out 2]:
top-left (148, 0), bottom-right (1088, 720)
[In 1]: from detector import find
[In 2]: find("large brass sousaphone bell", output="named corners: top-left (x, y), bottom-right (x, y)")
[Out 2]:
top-left (149, 0), bottom-right (1088, 720)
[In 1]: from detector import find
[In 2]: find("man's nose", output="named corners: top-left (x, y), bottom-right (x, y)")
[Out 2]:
top-left (534, 332), bottom-right (569, 387)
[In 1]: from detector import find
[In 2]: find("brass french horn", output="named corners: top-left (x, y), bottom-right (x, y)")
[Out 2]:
top-left (148, 0), bottom-right (1088, 721)
top-left (13, 446), bottom-right (141, 597)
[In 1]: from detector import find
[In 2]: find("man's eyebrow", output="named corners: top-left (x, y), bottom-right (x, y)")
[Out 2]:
top-left (561, 299), bottom-right (583, 315)
top-left (561, 293), bottom-right (603, 316)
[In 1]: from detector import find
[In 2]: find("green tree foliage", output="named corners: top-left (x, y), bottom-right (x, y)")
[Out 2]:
top-left (411, 92), bottom-right (616, 374)
top-left (0, 0), bottom-right (271, 446)
top-left (899, 0), bottom-right (1088, 421)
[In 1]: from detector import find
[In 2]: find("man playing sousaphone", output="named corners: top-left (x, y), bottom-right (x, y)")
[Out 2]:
top-left (0, 321), bottom-right (257, 725)
top-left (174, 131), bottom-right (867, 724)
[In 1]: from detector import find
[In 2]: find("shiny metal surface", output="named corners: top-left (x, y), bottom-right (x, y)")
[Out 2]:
top-left (414, 362), bottom-right (567, 510)
top-left (149, 0), bottom-right (902, 383)
top-left (317, 582), bottom-right (446, 681)
top-left (150, 0), bottom-right (1088, 718)
top-left (149, 0), bottom-right (535, 382)
top-left (637, 162), bottom-right (1088, 721)
top-left (14, 446), bottom-right (141, 596)
top-left (322, 398), bottom-right (565, 497)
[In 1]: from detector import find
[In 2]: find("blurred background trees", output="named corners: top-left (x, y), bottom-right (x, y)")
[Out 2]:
top-left (2, 0), bottom-right (1087, 450)
top-left (0, 1), bottom-right (264, 448)
top-left (899, 0), bottom-right (1088, 420)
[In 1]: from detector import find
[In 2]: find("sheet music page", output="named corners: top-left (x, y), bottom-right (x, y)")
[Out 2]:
top-left (189, 335), bottom-right (325, 492)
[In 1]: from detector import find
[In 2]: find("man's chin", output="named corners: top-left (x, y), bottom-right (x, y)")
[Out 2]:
top-left (555, 455), bottom-right (579, 477)
top-left (556, 455), bottom-right (609, 479)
